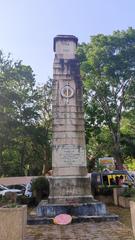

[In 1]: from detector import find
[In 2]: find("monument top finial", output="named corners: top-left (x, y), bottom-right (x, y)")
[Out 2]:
top-left (53, 35), bottom-right (78, 52)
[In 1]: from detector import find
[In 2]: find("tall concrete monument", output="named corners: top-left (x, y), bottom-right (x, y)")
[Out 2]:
top-left (37, 35), bottom-right (116, 220)
top-left (49, 35), bottom-right (92, 204)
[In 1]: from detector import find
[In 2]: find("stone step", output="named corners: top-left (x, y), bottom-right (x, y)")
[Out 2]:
top-left (27, 214), bottom-right (119, 225)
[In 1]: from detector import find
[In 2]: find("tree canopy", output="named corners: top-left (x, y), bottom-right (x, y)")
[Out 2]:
top-left (77, 27), bottom-right (135, 169)
top-left (0, 28), bottom-right (135, 176)
top-left (0, 52), bottom-right (52, 176)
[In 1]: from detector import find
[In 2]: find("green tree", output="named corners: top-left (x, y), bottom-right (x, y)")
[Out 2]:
top-left (0, 52), bottom-right (40, 176)
top-left (0, 51), bottom-right (16, 175)
top-left (9, 61), bottom-right (40, 175)
top-left (120, 110), bottom-right (135, 164)
top-left (78, 27), bottom-right (135, 169)
top-left (36, 78), bottom-right (52, 174)
top-left (0, 51), bottom-right (53, 177)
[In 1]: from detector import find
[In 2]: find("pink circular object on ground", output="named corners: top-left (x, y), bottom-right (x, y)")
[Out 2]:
top-left (53, 214), bottom-right (72, 225)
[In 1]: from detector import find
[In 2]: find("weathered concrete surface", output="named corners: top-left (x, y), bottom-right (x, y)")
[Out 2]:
top-left (113, 187), bottom-right (125, 206)
top-left (130, 201), bottom-right (135, 237)
top-left (49, 35), bottom-right (92, 205)
top-left (52, 36), bottom-right (87, 177)
top-left (36, 200), bottom-right (107, 218)
top-left (24, 221), bottom-right (134, 240)
top-left (118, 196), bottom-right (131, 208)
top-left (48, 175), bottom-right (92, 204)
top-left (0, 205), bottom-right (27, 240)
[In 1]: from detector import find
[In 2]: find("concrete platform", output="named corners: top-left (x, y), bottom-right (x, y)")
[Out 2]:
top-left (28, 200), bottom-right (119, 224)
top-left (37, 200), bottom-right (107, 217)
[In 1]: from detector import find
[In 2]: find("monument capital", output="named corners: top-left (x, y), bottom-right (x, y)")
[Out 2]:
top-left (53, 35), bottom-right (78, 52)
top-left (53, 35), bottom-right (78, 59)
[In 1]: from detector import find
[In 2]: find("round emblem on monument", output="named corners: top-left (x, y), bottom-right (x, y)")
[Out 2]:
top-left (61, 85), bottom-right (74, 99)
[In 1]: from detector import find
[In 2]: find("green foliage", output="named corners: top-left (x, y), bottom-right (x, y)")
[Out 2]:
top-left (95, 162), bottom-right (107, 172)
top-left (0, 196), bottom-right (8, 207)
top-left (0, 195), bottom-right (18, 207)
top-left (17, 195), bottom-right (36, 206)
top-left (121, 188), bottom-right (135, 198)
top-left (0, 51), bottom-right (52, 176)
top-left (31, 177), bottom-right (49, 202)
top-left (124, 157), bottom-right (135, 170)
top-left (120, 111), bottom-right (135, 161)
top-left (78, 27), bottom-right (135, 168)
top-left (1, 28), bottom-right (135, 176)
top-left (2, 203), bottom-right (19, 208)
top-left (96, 186), bottom-right (114, 196)
top-left (86, 126), bottom-right (113, 171)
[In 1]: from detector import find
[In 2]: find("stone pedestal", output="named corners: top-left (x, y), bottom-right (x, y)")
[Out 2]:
top-left (48, 176), bottom-right (93, 204)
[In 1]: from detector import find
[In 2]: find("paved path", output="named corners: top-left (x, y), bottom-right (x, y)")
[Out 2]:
top-left (25, 221), bottom-right (134, 240)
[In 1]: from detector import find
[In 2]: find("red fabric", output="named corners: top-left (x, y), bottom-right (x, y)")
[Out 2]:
top-left (53, 214), bottom-right (72, 225)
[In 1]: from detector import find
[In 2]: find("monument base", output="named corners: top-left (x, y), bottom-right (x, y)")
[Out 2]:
top-left (37, 200), bottom-right (107, 218)
top-left (48, 175), bottom-right (93, 204)
top-left (48, 195), bottom-right (94, 204)
top-left (35, 175), bottom-right (117, 221)
top-left (34, 200), bottom-right (118, 223)
top-left (34, 175), bottom-right (119, 222)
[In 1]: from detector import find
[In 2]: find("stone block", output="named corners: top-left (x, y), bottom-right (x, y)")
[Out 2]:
top-left (53, 131), bottom-right (84, 139)
top-left (53, 125), bottom-right (84, 132)
top-left (52, 112), bottom-right (84, 119)
top-left (118, 196), bottom-right (130, 208)
top-left (0, 205), bottom-right (27, 240)
top-left (48, 176), bottom-right (92, 204)
top-left (52, 144), bottom-right (86, 168)
top-left (130, 201), bottom-right (135, 237)
top-left (52, 166), bottom-right (87, 176)
top-left (52, 137), bottom-right (85, 145)
top-left (53, 118), bottom-right (84, 125)
top-left (113, 188), bottom-right (125, 206)
top-left (37, 200), bottom-right (107, 218)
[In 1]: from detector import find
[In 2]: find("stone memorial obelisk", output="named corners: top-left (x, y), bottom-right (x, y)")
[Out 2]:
top-left (37, 35), bottom-right (116, 220)
top-left (49, 35), bottom-right (93, 204)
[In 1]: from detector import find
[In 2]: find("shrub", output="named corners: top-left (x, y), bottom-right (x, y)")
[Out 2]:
top-left (0, 195), bottom-right (18, 207)
top-left (0, 196), bottom-right (8, 207)
top-left (121, 188), bottom-right (135, 198)
top-left (96, 186), bottom-right (113, 196)
top-left (31, 177), bottom-right (49, 203)
top-left (17, 195), bottom-right (36, 206)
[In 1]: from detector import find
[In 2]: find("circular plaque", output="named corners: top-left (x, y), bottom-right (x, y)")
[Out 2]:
top-left (61, 85), bottom-right (74, 99)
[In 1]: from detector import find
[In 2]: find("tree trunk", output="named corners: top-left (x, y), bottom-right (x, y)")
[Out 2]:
top-left (42, 147), bottom-right (49, 175)
top-left (20, 143), bottom-right (26, 176)
top-left (112, 132), bottom-right (123, 170)
top-left (0, 148), bottom-right (3, 176)
top-left (113, 145), bottom-right (123, 169)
